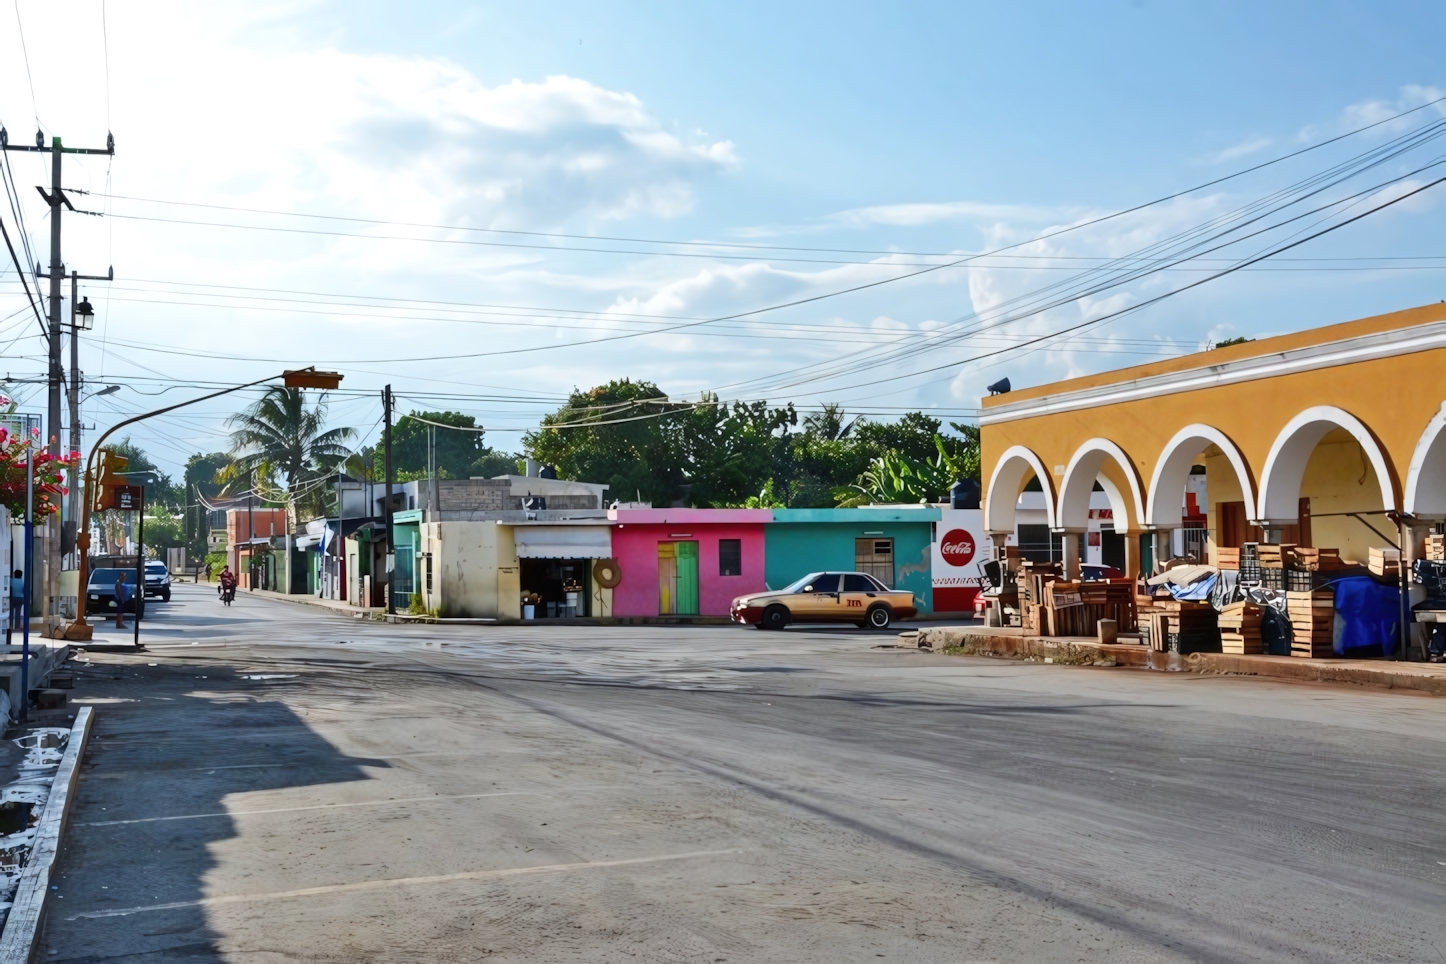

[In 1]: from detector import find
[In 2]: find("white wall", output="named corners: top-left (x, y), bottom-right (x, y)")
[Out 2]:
top-left (420, 521), bottom-right (521, 619)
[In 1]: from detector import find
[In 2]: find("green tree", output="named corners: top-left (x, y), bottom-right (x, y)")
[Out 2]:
top-left (107, 438), bottom-right (182, 509)
top-left (225, 388), bottom-right (354, 521)
top-left (525, 379), bottom-right (687, 506)
top-left (393, 411), bottom-right (519, 480)
top-left (183, 452), bottom-right (232, 559)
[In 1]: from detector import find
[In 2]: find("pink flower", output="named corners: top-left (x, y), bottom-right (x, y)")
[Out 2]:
top-left (29, 427), bottom-right (40, 438)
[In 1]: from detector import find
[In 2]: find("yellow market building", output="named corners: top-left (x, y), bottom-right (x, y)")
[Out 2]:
top-left (980, 302), bottom-right (1446, 582)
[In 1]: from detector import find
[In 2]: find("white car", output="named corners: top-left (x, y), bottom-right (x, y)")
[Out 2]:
top-left (144, 561), bottom-right (172, 602)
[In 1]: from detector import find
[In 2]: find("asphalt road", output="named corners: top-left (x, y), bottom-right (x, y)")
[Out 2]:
top-left (36, 583), bottom-right (1446, 962)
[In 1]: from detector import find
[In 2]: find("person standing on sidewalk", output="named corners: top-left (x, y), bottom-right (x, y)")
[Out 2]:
top-left (114, 571), bottom-right (131, 630)
top-left (7, 569), bottom-right (22, 643)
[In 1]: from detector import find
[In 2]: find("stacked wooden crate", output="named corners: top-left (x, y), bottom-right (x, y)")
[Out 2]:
top-left (1256, 543), bottom-right (1291, 569)
top-left (1427, 533), bottom-right (1446, 563)
top-left (1148, 600), bottom-right (1218, 653)
top-left (1031, 578), bottom-right (1137, 637)
top-left (1217, 601), bottom-right (1264, 654)
top-left (1018, 564), bottom-right (1059, 635)
top-left (1368, 547), bottom-right (1401, 577)
top-left (1210, 546), bottom-right (1240, 570)
top-left (1286, 589), bottom-right (1335, 658)
top-left (1287, 546), bottom-right (1343, 571)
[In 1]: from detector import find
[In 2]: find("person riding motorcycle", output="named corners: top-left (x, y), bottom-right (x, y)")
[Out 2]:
top-left (218, 566), bottom-right (238, 605)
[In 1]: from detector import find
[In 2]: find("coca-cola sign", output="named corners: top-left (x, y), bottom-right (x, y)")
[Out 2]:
top-left (940, 529), bottom-right (976, 567)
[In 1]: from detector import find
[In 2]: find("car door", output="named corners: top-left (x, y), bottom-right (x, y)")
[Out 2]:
top-left (793, 572), bottom-right (841, 619)
top-left (840, 573), bottom-right (877, 618)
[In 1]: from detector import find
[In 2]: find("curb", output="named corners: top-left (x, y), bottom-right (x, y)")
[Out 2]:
top-left (0, 706), bottom-right (94, 963)
top-left (913, 627), bottom-right (1446, 694)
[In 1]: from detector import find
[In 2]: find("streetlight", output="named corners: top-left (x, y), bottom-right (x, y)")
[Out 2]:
top-left (83, 384), bottom-right (119, 402)
top-left (62, 367), bottom-right (343, 641)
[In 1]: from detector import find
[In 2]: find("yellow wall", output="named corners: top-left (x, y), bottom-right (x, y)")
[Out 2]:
top-left (981, 302), bottom-right (1446, 540)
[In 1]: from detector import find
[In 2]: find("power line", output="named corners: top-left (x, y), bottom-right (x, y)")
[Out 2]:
top-left (12, 0), bottom-right (39, 125)
top-left (86, 95), bottom-right (1446, 257)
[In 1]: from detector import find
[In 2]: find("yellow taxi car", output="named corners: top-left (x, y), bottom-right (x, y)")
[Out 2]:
top-left (730, 571), bottom-right (917, 630)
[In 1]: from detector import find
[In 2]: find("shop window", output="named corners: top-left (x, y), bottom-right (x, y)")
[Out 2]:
top-left (854, 538), bottom-right (894, 588)
top-left (719, 539), bottom-right (742, 576)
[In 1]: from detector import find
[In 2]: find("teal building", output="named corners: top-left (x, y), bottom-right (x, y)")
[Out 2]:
top-left (764, 507), bottom-right (941, 612)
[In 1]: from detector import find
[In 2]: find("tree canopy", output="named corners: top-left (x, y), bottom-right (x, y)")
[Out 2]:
top-left (524, 379), bottom-right (979, 508)
top-left (393, 411), bottom-right (518, 481)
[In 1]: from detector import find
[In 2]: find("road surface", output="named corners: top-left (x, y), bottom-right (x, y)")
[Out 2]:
top-left (37, 583), bottom-right (1446, 962)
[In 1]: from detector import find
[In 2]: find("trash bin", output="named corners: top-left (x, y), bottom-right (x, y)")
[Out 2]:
top-left (523, 604), bottom-right (535, 620)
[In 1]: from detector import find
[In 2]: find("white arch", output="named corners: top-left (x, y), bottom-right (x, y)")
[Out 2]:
top-left (1404, 401), bottom-right (1446, 517)
top-left (1257, 405), bottom-right (1395, 524)
top-left (1056, 439), bottom-right (1145, 534)
top-left (1146, 424), bottom-right (1255, 529)
top-left (984, 445), bottom-right (1054, 534)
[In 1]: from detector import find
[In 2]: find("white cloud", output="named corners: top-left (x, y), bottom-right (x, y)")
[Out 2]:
top-left (1209, 136), bottom-right (1272, 164)
top-left (1297, 85), bottom-right (1446, 143)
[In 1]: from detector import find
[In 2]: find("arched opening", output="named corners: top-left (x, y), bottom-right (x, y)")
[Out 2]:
top-left (1404, 403), bottom-right (1446, 518)
top-left (1056, 440), bottom-right (1144, 578)
top-left (1056, 439), bottom-right (1143, 534)
top-left (1258, 407), bottom-right (1396, 562)
top-left (1147, 425), bottom-right (1255, 560)
top-left (984, 445), bottom-right (1054, 535)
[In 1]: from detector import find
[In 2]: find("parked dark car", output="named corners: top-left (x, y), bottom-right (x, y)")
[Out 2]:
top-left (85, 569), bottom-right (146, 616)
top-left (144, 561), bottom-right (172, 601)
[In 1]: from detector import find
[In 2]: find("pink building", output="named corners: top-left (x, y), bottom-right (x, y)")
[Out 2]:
top-left (609, 508), bottom-right (771, 617)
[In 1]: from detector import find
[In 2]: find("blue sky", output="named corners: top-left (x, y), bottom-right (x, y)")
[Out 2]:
top-left (1, 1), bottom-right (1444, 480)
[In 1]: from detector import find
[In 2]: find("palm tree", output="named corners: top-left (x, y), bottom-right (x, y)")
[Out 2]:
top-left (225, 387), bottom-right (354, 521)
top-left (803, 403), bottom-right (858, 441)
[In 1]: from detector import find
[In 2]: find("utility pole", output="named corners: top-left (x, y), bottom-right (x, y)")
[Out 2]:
top-left (67, 269), bottom-right (109, 568)
top-left (1, 128), bottom-right (114, 635)
top-left (383, 385), bottom-right (395, 614)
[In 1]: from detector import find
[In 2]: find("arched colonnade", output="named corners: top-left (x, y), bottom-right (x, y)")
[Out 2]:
top-left (985, 403), bottom-right (1446, 576)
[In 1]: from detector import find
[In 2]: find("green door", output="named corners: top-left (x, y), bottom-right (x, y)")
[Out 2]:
top-left (675, 541), bottom-right (699, 615)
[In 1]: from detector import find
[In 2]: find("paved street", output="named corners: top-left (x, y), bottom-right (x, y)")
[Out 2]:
top-left (38, 583), bottom-right (1446, 962)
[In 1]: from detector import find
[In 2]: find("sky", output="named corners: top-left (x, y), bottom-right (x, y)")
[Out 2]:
top-left (1, 0), bottom-right (1444, 483)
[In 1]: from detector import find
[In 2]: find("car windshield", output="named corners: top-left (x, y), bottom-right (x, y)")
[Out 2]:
top-left (146, 563), bottom-right (167, 573)
top-left (88, 569), bottom-right (125, 587)
top-left (780, 572), bottom-right (825, 594)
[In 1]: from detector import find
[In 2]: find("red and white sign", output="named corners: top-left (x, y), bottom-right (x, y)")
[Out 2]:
top-left (939, 529), bottom-right (976, 567)
top-left (931, 507), bottom-right (986, 613)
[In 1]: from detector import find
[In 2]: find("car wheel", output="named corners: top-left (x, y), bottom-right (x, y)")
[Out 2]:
top-left (761, 605), bottom-right (790, 631)
top-left (865, 604), bottom-right (891, 629)
top-left (161, 590), bottom-right (171, 602)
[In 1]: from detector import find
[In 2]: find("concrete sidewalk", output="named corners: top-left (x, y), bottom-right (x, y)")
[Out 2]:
top-left (912, 624), bottom-right (1446, 695)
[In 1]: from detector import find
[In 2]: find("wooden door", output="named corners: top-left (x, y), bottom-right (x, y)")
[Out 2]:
top-left (658, 542), bottom-right (677, 615)
top-left (675, 541), bottom-right (699, 615)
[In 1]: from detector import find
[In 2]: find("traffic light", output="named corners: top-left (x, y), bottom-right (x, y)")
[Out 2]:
top-left (94, 449), bottom-right (130, 511)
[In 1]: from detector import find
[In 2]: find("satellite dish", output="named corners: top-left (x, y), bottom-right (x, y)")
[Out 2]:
top-left (987, 377), bottom-right (1011, 396)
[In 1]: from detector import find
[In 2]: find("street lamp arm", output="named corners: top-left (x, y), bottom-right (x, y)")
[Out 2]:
top-left (64, 367), bottom-right (341, 641)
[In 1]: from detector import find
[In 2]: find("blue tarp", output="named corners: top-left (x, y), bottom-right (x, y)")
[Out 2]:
top-left (1167, 572), bottom-right (1217, 602)
top-left (1332, 575), bottom-right (1399, 659)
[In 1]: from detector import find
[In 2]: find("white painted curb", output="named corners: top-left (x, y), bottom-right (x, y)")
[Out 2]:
top-left (0, 707), bottom-right (94, 963)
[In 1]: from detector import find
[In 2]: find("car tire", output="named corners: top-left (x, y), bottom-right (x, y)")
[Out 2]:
top-left (161, 589), bottom-right (171, 602)
top-left (865, 604), bottom-right (891, 629)
top-left (761, 605), bottom-right (790, 631)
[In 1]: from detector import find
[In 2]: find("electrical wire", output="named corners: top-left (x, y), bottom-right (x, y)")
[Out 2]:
top-left (86, 94), bottom-right (1446, 256)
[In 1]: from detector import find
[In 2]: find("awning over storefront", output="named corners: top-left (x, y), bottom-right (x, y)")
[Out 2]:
top-left (513, 525), bottom-right (613, 559)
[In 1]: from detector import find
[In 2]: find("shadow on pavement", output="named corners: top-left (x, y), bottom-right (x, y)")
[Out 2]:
top-left (39, 659), bottom-right (384, 962)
